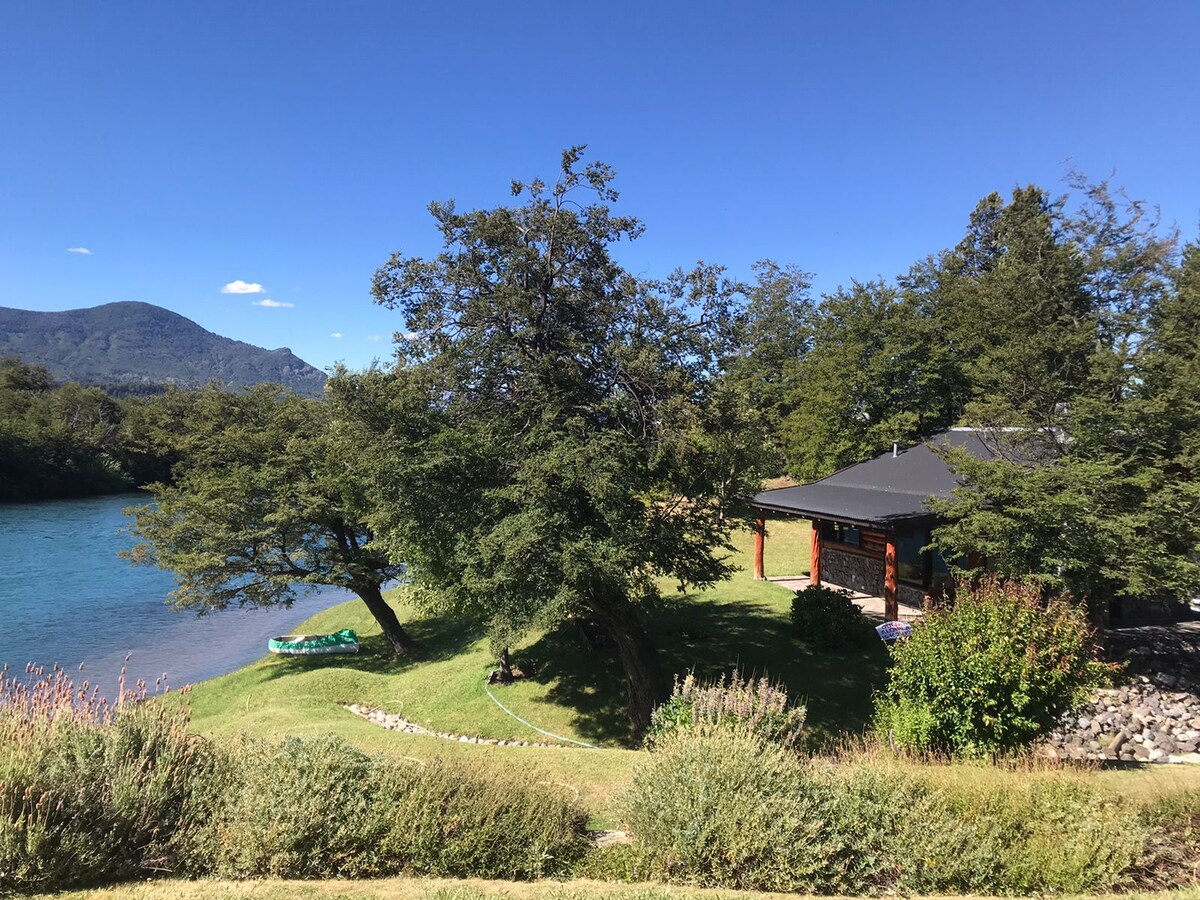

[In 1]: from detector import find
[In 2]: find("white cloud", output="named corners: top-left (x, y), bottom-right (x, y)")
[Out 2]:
top-left (221, 279), bottom-right (264, 294)
top-left (67, 247), bottom-right (92, 255)
top-left (252, 299), bottom-right (294, 308)
top-left (330, 332), bottom-right (343, 339)
top-left (366, 334), bottom-right (382, 342)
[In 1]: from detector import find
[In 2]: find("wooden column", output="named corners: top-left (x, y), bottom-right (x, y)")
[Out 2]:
top-left (753, 518), bottom-right (766, 581)
top-left (810, 519), bottom-right (822, 586)
top-left (884, 536), bottom-right (899, 621)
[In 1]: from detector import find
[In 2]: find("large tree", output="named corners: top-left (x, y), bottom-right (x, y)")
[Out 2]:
top-left (126, 385), bottom-right (415, 654)
top-left (779, 278), bottom-right (964, 480)
top-left (931, 181), bottom-right (1194, 615)
top-left (350, 148), bottom-right (762, 731)
top-left (723, 260), bottom-right (815, 471)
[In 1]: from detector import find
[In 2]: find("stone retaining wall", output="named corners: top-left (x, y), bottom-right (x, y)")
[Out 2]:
top-left (820, 547), bottom-right (883, 595)
top-left (819, 547), bottom-right (927, 610)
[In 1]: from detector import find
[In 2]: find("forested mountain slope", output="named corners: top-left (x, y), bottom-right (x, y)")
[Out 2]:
top-left (0, 302), bottom-right (326, 395)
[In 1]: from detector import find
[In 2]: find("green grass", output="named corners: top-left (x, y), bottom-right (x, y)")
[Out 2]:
top-left (174, 511), bottom-right (1200, 827)
top-left (187, 516), bottom-right (842, 746)
top-left (178, 514), bottom-right (864, 820)
top-left (754, 512), bottom-right (811, 578)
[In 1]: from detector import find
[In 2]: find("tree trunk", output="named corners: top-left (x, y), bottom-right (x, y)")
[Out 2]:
top-left (498, 646), bottom-right (515, 682)
top-left (586, 591), bottom-right (666, 735)
top-left (353, 581), bottom-right (416, 656)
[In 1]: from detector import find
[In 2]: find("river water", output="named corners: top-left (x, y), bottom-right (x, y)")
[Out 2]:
top-left (0, 493), bottom-right (349, 694)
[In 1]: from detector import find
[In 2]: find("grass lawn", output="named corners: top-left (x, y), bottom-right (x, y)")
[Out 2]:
top-left (40, 878), bottom-right (1200, 900)
top-left (177, 513), bottom-right (877, 821)
top-left (187, 515), bottom-right (842, 747)
top-left (175, 511), bottom-right (1200, 827)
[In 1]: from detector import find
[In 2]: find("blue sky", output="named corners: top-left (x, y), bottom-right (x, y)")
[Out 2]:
top-left (2, 1), bottom-right (1198, 372)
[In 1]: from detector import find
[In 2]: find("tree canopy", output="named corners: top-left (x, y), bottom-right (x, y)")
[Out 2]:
top-left (340, 148), bottom-right (766, 730)
top-left (926, 182), bottom-right (1196, 613)
top-left (126, 384), bottom-right (415, 654)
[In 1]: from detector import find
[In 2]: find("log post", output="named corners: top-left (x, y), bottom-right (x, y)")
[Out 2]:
top-left (753, 517), bottom-right (766, 580)
top-left (810, 519), bottom-right (822, 586)
top-left (884, 536), bottom-right (899, 621)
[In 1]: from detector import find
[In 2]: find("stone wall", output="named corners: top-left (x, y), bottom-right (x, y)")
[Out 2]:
top-left (820, 547), bottom-right (883, 595)
top-left (897, 583), bottom-right (927, 608)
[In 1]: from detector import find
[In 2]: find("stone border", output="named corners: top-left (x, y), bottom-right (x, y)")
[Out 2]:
top-left (345, 703), bottom-right (568, 748)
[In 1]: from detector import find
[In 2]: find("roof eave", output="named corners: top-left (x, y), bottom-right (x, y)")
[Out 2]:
top-left (750, 500), bottom-right (938, 531)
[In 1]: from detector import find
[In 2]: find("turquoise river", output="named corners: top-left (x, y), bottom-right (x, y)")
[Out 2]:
top-left (0, 493), bottom-right (347, 695)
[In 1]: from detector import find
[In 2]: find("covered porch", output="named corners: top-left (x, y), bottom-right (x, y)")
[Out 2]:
top-left (757, 561), bottom-right (926, 623)
top-left (751, 516), bottom-right (934, 622)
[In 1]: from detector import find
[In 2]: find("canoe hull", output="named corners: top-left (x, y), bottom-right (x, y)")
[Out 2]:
top-left (268, 629), bottom-right (360, 655)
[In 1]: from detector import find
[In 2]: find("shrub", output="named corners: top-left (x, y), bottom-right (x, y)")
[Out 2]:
top-left (623, 730), bottom-right (873, 893)
top-left (0, 666), bottom-right (214, 893)
top-left (196, 734), bottom-right (589, 880)
top-left (838, 768), bottom-right (1142, 895)
top-left (790, 584), bottom-right (870, 650)
top-left (874, 576), bottom-right (1115, 757)
top-left (373, 756), bottom-right (590, 879)
top-left (625, 730), bottom-right (1147, 896)
top-left (1135, 789), bottom-right (1200, 889)
top-left (646, 671), bottom-right (805, 748)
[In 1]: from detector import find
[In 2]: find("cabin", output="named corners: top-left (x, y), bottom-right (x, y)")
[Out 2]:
top-left (750, 430), bottom-right (994, 621)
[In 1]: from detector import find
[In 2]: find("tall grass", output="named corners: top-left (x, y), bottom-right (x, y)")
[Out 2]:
top-left (0, 662), bottom-right (212, 892)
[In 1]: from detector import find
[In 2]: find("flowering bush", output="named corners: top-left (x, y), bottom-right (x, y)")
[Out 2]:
top-left (647, 670), bottom-right (806, 748)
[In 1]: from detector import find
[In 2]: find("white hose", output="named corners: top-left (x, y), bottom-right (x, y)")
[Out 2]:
top-left (483, 680), bottom-right (600, 749)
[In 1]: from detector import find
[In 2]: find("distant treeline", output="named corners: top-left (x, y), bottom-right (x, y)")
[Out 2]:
top-left (0, 357), bottom-right (190, 502)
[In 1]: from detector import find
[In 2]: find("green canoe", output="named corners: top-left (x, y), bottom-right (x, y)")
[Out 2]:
top-left (268, 628), bottom-right (360, 655)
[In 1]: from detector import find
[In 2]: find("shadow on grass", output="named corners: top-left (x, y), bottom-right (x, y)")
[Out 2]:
top-left (522, 592), bottom-right (891, 749)
top-left (253, 613), bottom-right (485, 682)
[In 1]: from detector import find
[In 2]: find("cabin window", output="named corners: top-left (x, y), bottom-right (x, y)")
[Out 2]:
top-left (896, 529), bottom-right (928, 586)
top-left (823, 521), bottom-right (860, 547)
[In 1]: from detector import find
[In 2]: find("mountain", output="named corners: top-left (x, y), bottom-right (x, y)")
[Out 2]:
top-left (0, 302), bottom-right (327, 395)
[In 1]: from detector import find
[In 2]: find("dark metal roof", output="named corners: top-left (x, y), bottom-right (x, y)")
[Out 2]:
top-left (752, 430), bottom-right (997, 528)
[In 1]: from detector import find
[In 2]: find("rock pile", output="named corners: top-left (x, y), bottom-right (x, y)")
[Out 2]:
top-left (1042, 622), bottom-right (1200, 764)
top-left (1042, 679), bottom-right (1200, 763)
top-left (345, 703), bottom-right (566, 748)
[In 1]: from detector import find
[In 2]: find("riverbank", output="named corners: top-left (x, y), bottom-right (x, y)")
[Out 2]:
top-left (0, 494), bottom-right (348, 692)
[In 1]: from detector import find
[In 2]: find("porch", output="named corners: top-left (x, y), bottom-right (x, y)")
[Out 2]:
top-left (762, 575), bottom-right (925, 622)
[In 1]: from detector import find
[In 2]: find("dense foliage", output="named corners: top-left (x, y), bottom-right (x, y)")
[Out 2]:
top-left (874, 577), bottom-right (1114, 756)
top-left (340, 148), bottom-right (768, 730)
top-left (0, 667), bottom-right (214, 892)
top-left (790, 584), bottom-right (871, 650)
top-left (0, 668), bottom-right (588, 892)
top-left (623, 730), bottom-right (1148, 895)
top-left (932, 235), bottom-right (1200, 613)
top-left (646, 671), bottom-right (806, 748)
top-left (624, 731), bottom-right (870, 893)
top-left (126, 384), bottom-right (416, 654)
top-left (0, 357), bottom-right (185, 502)
top-left (194, 735), bottom-right (588, 880)
top-left (718, 177), bottom-right (1197, 612)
